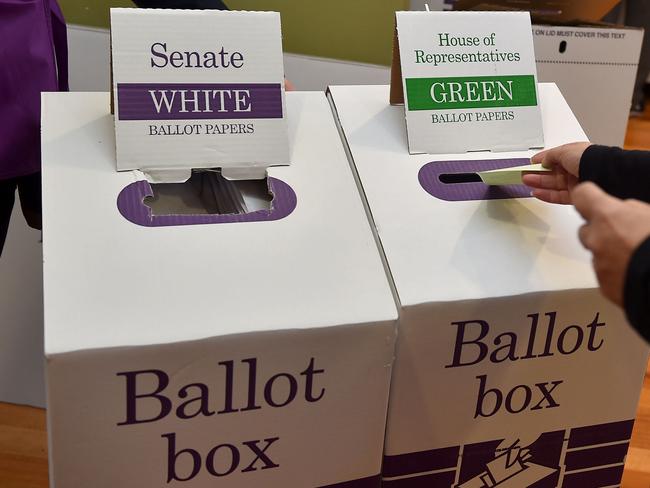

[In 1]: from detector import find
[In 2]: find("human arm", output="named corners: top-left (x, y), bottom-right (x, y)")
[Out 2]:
top-left (523, 143), bottom-right (650, 204)
top-left (569, 183), bottom-right (650, 343)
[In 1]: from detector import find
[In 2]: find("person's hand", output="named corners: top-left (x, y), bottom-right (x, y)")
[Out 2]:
top-left (522, 142), bottom-right (592, 204)
top-left (284, 79), bottom-right (295, 91)
top-left (573, 182), bottom-right (650, 306)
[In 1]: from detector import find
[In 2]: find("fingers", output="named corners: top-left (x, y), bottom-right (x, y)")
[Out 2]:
top-left (531, 142), bottom-right (590, 175)
top-left (522, 172), bottom-right (569, 191)
top-left (530, 149), bottom-right (550, 165)
top-left (532, 145), bottom-right (568, 169)
top-left (523, 168), bottom-right (574, 205)
top-left (530, 189), bottom-right (572, 205)
top-left (531, 147), bottom-right (559, 168)
top-left (572, 182), bottom-right (618, 221)
top-left (578, 223), bottom-right (592, 250)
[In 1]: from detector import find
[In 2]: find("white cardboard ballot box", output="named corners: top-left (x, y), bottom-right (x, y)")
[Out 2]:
top-left (328, 83), bottom-right (649, 488)
top-left (42, 91), bottom-right (397, 488)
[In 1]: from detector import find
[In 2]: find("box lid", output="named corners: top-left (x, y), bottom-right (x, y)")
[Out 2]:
top-left (41, 91), bottom-right (397, 355)
top-left (329, 83), bottom-right (597, 307)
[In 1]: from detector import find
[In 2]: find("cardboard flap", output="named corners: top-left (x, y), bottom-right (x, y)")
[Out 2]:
top-left (389, 23), bottom-right (404, 105)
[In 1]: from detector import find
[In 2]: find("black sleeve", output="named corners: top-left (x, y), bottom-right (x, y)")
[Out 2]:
top-left (579, 145), bottom-right (650, 203)
top-left (624, 236), bottom-right (650, 343)
top-left (131, 0), bottom-right (228, 9)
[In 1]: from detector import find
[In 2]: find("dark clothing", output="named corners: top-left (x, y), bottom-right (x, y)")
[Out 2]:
top-left (131, 0), bottom-right (228, 9)
top-left (581, 145), bottom-right (650, 202)
top-left (626, 238), bottom-right (650, 343)
top-left (580, 145), bottom-right (650, 343)
top-left (0, 173), bottom-right (42, 257)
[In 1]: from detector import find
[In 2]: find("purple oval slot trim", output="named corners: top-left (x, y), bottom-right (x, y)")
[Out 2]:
top-left (117, 177), bottom-right (297, 227)
top-left (418, 158), bottom-right (534, 202)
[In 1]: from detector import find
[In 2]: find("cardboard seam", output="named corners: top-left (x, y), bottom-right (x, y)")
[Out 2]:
top-left (44, 318), bottom-right (399, 358)
top-left (327, 88), bottom-right (401, 481)
top-left (326, 89), bottom-right (404, 313)
top-left (400, 286), bottom-right (602, 309)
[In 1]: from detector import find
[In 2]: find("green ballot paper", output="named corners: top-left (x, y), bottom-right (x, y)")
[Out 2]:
top-left (478, 163), bottom-right (551, 186)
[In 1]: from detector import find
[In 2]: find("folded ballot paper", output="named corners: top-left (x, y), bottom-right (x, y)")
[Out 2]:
top-left (478, 163), bottom-right (551, 186)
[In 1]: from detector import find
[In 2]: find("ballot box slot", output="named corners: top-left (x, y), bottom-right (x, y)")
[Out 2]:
top-left (144, 169), bottom-right (271, 217)
top-left (439, 173), bottom-right (483, 184)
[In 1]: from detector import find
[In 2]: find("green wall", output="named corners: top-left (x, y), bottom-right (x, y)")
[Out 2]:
top-left (58, 0), bottom-right (407, 65)
top-left (59, 0), bottom-right (134, 26)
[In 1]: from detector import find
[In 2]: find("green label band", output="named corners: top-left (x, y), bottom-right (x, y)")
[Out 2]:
top-left (405, 75), bottom-right (537, 111)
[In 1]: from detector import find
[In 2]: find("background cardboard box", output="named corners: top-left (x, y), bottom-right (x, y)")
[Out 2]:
top-left (412, 1), bottom-right (644, 147)
top-left (328, 83), bottom-right (649, 487)
top-left (534, 23), bottom-right (643, 147)
top-left (42, 91), bottom-right (397, 488)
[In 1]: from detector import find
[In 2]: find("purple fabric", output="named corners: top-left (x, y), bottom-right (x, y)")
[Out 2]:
top-left (117, 177), bottom-right (296, 227)
top-left (117, 83), bottom-right (283, 120)
top-left (418, 158), bottom-right (533, 202)
top-left (0, 0), bottom-right (68, 180)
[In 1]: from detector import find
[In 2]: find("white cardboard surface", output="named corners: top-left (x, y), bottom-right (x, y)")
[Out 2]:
top-left (329, 83), bottom-right (649, 486)
top-left (534, 24), bottom-right (643, 147)
top-left (42, 91), bottom-right (397, 488)
top-left (330, 84), bottom-right (589, 305)
top-left (111, 9), bottom-right (289, 180)
top-left (395, 11), bottom-right (544, 154)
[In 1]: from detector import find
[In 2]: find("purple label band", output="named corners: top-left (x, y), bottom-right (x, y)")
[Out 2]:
top-left (383, 446), bottom-right (459, 478)
top-left (117, 83), bottom-right (283, 121)
top-left (382, 419), bottom-right (635, 488)
top-left (568, 419), bottom-right (634, 449)
top-left (117, 177), bottom-right (296, 227)
top-left (418, 158), bottom-right (533, 202)
top-left (319, 475), bottom-right (381, 488)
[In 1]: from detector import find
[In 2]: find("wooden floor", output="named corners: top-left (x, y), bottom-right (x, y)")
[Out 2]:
top-left (1, 112), bottom-right (650, 488)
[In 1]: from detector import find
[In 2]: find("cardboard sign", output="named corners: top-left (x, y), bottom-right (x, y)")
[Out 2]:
top-left (390, 11), bottom-right (544, 154)
top-left (110, 8), bottom-right (289, 182)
